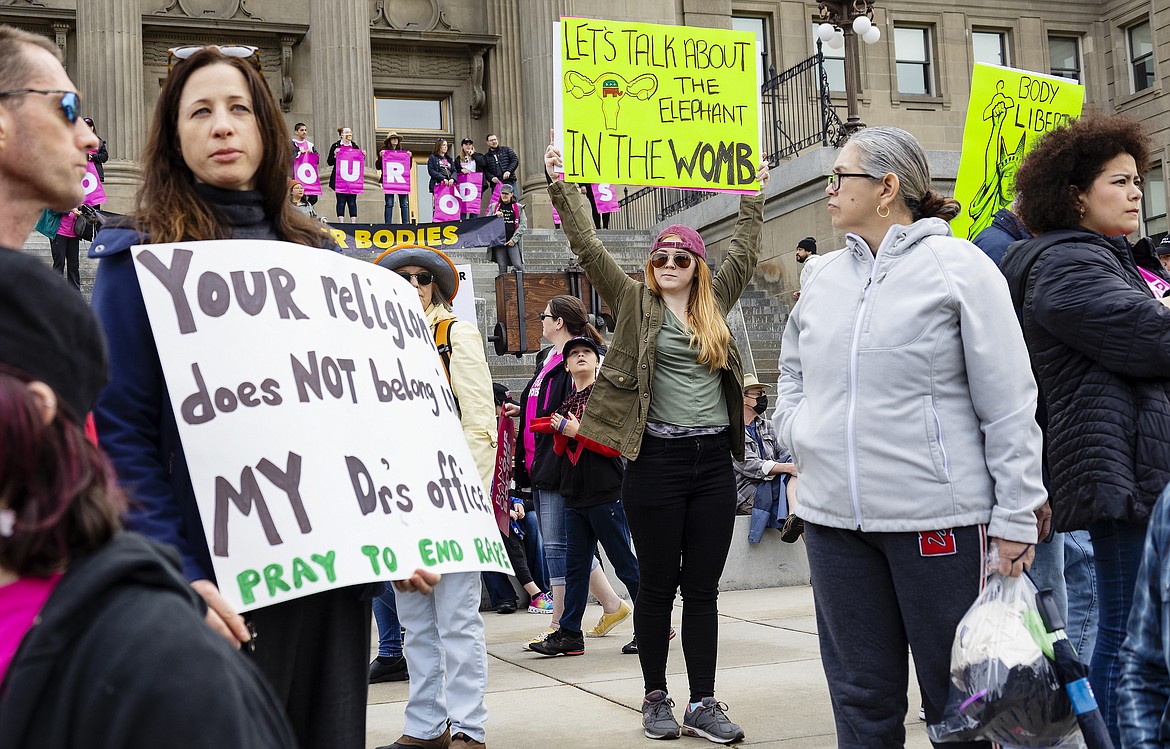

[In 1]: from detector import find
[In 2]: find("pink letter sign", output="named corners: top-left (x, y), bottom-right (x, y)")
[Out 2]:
top-left (381, 150), bottom-right (412, 195)
top-left (591, 183), bottom-right (619, 213)
top-left (457, 173), bottom-right (483, 215)
top-left (81, 161), bottom-right (106, 205)
top-left (432, 183), bottom-right (461, 222)
top-left (485, 183), bottom-right (502, 215)
top-left (334, 147), bottom-right (365, 195)
top-left (294, 152), bottom-right (322, 195)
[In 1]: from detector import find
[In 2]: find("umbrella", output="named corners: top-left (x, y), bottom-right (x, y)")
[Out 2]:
top-left (1035, 589), bottom-right (1114, 749)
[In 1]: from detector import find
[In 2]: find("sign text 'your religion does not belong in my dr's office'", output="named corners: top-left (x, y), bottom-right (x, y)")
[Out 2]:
top-left (131, 240), bottom-right (511, 612)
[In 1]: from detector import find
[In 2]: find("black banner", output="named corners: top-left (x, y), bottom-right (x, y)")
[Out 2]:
top-left (325, 217), bottom-right (505, 254)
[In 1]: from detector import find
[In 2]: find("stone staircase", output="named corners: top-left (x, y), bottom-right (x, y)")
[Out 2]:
top-left (21, 225), bottom-right (790, 391)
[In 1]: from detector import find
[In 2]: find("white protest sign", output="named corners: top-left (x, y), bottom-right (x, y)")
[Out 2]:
top-left (130, 240), bottom-right (512, 612)
top-left (452, 263), bottom-right (478, 331)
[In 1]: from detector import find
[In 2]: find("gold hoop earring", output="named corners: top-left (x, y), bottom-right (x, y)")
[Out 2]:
top-left (876, 205), bottom-right (890, 219)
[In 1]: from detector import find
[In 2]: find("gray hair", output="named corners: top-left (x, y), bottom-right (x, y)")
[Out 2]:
top-left (0, 26), bottom-right (62, 96)
top-left (848, 126), bottom-right (960, 222)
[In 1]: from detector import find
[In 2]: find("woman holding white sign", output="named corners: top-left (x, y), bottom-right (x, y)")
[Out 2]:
top-left (88, 46), bottom-right (369, 749)
top-left (373, 244), bottom-right (496, 749)
top-left (544, 131), bottom-right (766, 744)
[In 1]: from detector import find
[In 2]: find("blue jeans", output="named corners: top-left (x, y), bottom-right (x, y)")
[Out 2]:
top-left (748, 476), bottom-right (788, 544)
top-left (561, 500), bottom-right (640, 635)
top-left (1026, 531), bottom-right (1067, 627)
top-left (1064, 529), bottom-right (1098, 663)
top-left (396, 571), bottom-right (488, 742)
top-left (335, 193), bottom-right (357, 218)
top-left (520, 511), bottom-right (548, 591)
top-left (1088, 519), bottom-right (1148, 747)
top-left (384, 193), bottom-right (410, 223)
top-left (373, 583), bottom-right (403, 658)
top-left (536, 489), bottom-right (568, 586)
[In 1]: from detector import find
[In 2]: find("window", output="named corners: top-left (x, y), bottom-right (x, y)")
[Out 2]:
top-left (1048, 35), bottom-right (1081, 82)
top-left (894, 26), bottom-right (932, 96)
top-left (1144, 163), bottom-right (1167, 239)
top-left (374, 97), bottom-right (447, 133)
top-left (972, 31), bottom-right (1007, 67)
top-left (1128, 20), bottom-right (1155, 93)
top-left (732, 16), bottom-right (769, 86)
top-left (812, 23), bottom-right (845, 92)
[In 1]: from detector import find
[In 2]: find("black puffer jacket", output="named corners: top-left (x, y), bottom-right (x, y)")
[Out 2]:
top-left (1001, 229), bottom-right (1170, 531)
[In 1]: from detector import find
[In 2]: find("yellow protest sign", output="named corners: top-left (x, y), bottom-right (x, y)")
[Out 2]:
top-left (553, 17), bottom-right (760, 192)
top-left (953, 63), bottom-right (1084, 241)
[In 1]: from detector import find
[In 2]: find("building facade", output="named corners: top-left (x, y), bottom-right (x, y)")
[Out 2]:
top-left (4, 0), bottom-right (1167, 385)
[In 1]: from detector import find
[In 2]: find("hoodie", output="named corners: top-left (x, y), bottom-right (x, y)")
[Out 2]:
top-left (0, 533), bottom-right (294, 749)
top-left (774, 219), bottom-right (1046, 542)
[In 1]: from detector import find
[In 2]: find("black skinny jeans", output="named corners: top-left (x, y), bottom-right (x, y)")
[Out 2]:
top-left (622, 431), bottom-right (737, 703)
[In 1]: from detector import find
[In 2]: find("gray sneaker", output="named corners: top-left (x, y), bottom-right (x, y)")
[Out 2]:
top-left (682, 698), bottom-right (745, 744)
top-left (642, 690), bottom-right (681, 740)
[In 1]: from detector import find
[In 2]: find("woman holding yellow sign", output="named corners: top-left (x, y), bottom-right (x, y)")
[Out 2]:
top-left (545, 129), bottom-right (767, 744)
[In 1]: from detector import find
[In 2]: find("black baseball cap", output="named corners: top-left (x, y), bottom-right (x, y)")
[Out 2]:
top-left (461, 137), bottom-right (474, 145)
top-left (493, 383), bottom-right (517, 407)
top-left (0, 250), bottom-right (108, 420)
top-left (562, 336), bottom-right (602, 359)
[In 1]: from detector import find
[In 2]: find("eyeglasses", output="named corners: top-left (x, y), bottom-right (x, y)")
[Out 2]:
top-left (827, 173), bottom-right (876, 191)
top-left (167, 45), bottom-right (262, 76)
top-left (538, 313), bottom-right (559, 321)
top-left (398, 271), bottom-right (433, 286)
top-left (0, 89), bottom-right (80, 123)
top-left (650, 252), bottom-right (693, 269)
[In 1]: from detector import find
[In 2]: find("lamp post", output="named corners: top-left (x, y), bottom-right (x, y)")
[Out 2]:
top-left (816, 0), bottom-right (880, 136)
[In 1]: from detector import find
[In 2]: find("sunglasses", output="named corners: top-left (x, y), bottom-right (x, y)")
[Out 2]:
top-left (650, 251), bottom-right (693, 269)
top-left (167, 45), bottom-right (263, 75)
top-left (398, 271), bottom-right (433, 286)
top-left (538, 313), bottom-right (559, 321)
top-left (0, 89), bottom-right (80, 123)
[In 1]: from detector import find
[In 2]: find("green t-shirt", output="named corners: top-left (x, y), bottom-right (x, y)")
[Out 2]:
top-left (647, 308), bottom-right (728, 427)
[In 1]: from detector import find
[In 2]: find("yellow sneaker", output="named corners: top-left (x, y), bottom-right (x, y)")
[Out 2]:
top-left (524, 627), bottom-right (557, 651)
top-left (585, 600), bottom-right (631, 638)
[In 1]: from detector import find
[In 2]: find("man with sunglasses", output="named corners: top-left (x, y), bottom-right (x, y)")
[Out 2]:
top-left (0, 25), bottom-right (98, 251)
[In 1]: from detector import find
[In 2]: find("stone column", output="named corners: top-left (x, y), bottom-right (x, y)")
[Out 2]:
top-left (75, 0), bottom-right (145, 189)
top-left (517, 0), bottom-right (570, 221)
top-left (310, 1), bottom-right (375, 159)
top-left (487, 0), bottom-right (526, 168)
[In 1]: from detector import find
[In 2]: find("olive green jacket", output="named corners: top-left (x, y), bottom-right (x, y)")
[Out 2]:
top-left (547, 179), bottom-right (765, 461)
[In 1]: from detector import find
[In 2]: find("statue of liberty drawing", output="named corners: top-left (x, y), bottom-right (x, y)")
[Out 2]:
top-left (967, 80), bottom-right (1027, 240)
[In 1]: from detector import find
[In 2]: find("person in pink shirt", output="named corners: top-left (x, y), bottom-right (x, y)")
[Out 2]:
top-left (0, 248), bottom-right (296, 749)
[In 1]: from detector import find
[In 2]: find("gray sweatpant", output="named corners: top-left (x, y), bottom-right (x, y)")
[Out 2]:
top-left (804, 522), bottom-right (991, 749)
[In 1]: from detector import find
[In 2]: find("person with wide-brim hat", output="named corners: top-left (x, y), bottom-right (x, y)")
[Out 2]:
top-left (370, 244), bottom-right (496, 749)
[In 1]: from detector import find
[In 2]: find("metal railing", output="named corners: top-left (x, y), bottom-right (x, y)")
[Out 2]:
top-left (617, 49), bottom-right (845, 230)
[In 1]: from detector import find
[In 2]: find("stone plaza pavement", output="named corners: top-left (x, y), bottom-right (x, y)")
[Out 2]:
top-left (366, 585), bottom-right (935, 748)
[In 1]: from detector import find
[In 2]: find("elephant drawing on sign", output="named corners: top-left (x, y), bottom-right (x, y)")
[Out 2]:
top-left (565, 71), bottom-right (659, 131)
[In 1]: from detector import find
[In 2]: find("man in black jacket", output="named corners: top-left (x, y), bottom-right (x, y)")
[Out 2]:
top-left (484, 132), bottom-right (519, 196)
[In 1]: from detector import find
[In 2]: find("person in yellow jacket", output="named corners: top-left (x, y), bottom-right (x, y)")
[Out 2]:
top-left (371, 245), bottom-right (496, 749)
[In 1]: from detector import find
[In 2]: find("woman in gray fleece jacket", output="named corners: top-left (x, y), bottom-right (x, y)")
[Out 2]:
top-left (774, 126), bottom-right (1047, 748)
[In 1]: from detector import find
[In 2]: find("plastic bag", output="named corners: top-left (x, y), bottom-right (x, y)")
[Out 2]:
top-left (929, 570), bottom-right (1083, 747)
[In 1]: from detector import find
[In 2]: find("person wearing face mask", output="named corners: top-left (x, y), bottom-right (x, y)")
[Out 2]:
top-left (733, 375), bottom-right (798, 544)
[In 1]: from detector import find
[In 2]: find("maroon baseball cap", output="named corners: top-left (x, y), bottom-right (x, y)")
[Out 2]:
top-left (651, 224), bottom-right (706, 261)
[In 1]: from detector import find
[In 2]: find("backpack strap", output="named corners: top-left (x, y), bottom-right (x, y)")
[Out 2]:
top-left (434, 318), bottom-right (460, 414)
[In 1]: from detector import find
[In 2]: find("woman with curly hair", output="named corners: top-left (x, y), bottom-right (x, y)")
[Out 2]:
top-left (1000, 114), bottom-right (1170, 745)
top-left (775, 126), bottom-right (1046, 748)
top-left (544, 130), bottom-right (768, 744)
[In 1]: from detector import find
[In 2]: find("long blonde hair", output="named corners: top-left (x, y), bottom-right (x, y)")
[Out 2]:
top-left (645, 258), bottom-right (730, 371)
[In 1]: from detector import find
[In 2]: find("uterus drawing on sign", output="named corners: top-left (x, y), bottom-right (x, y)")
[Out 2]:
top-left (565, 71), bottom-right (659, 131)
